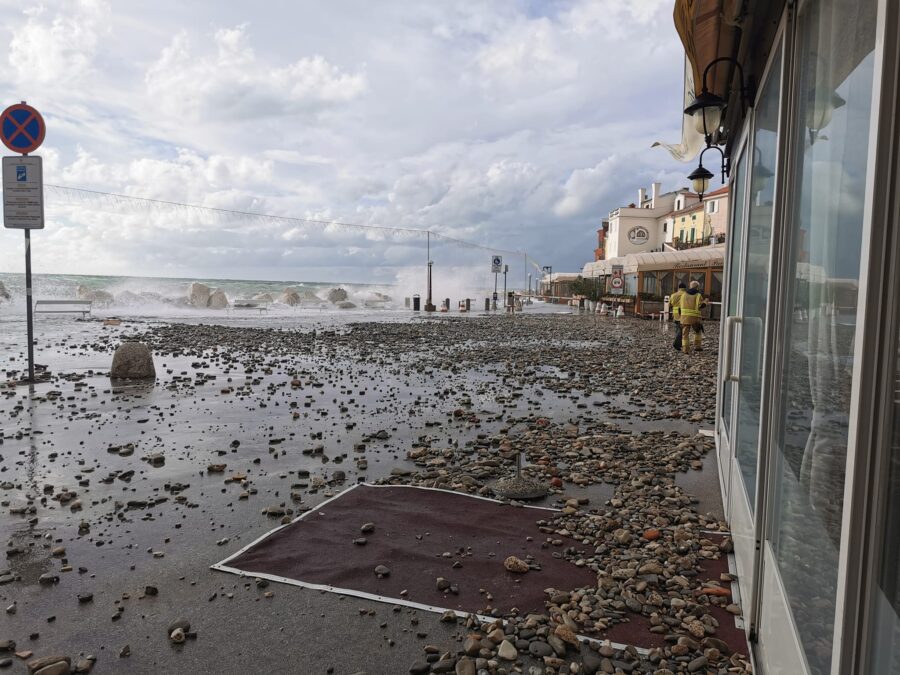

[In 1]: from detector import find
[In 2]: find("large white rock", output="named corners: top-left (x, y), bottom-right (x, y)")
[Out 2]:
top-left (278, 289), bottom-right (301, 306)
top-left (110, 342), bottom-right (156, 379)
top-left (207, 289), bottom-right (228, 309)
top-left (188, 282), bottom-right (211, 307)
top-left (326, 287), bottom-right (348, 303)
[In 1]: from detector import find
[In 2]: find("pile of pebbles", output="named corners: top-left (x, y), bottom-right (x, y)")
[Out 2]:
top-left (384, 419), bottom-right (751, 674)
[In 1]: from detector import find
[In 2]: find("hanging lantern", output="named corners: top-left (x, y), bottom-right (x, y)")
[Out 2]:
top-left (688, 164), bottom-right (714, 201)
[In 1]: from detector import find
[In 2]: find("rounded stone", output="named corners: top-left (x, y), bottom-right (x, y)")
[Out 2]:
top-left (110, 342), bottom-right (156, 379)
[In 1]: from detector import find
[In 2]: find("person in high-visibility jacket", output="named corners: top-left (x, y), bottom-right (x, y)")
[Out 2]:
top-left (679, 280), bottom-right (706, 354)
top-left (669, 282), bottom-right (687, 351)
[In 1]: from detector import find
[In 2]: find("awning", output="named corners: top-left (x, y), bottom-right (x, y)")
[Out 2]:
top-left (584, 246), bottom-right (724, 277)
top-left (624, 245), bottom-right (725, 274)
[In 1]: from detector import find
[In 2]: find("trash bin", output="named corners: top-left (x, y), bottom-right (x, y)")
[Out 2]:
top-left (484, 298), bottom-right (491, 311)
top-left (465, 298), bottom-right (471, 312)
top-left (413, 294), bottom-right (420, 311)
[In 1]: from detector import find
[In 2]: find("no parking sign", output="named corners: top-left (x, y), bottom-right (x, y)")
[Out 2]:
top-left (1, 103), bottom-right (46, 154)
top-left (1, 101), bottom-right (47, 383)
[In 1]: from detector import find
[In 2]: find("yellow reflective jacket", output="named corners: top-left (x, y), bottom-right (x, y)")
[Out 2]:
top-left (680, 289), bottom-right (705, 322)
top-left (670, 289), bottom-right (686, 320)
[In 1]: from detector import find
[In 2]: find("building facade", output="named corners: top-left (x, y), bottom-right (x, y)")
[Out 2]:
top-left (604, 182), bottom-right (699, 259)
top-left (668, 0), bottom-right (900, 673)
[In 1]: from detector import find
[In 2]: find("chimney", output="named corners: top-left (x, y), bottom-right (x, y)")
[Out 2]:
top-left (651, 182), bottom-right (661, 208)
top-left (637, 187), bottom-right (646, 206)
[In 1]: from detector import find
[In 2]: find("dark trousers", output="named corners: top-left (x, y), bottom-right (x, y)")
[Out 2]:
top-left (673, 321), bottom-right (682, 351)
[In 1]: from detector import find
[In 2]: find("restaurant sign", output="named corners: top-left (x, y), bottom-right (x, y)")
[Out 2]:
top-left (627, 226), bottom-right (650, 245)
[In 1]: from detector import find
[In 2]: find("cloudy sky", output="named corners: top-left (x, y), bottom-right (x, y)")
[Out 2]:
top-left (0, 0), bottom-right (690, 284)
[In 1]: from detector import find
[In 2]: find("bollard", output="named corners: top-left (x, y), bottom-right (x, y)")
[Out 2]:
top-left (413, 294), bottom-right (420, 311)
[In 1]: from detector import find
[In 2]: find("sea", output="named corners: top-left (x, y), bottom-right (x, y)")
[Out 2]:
top-left (0, 272), bottom-right (404, 320)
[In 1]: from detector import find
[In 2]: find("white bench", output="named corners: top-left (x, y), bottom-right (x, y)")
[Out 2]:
top-left (230, 302), bottom-right (269, 315)
top-left (34, 300), bottom-right (92, 318)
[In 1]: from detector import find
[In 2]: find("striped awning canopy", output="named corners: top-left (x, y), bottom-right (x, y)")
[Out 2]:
top-left (582, 245), bottom-right (725, 277)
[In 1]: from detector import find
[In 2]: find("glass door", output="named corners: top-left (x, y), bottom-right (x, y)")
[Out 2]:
top-left (756, 0), bottom-right (878, 673)
top-left (724, 33), bottom-right (784, 621)
top-left (717, 142), bottom-right (748, 508)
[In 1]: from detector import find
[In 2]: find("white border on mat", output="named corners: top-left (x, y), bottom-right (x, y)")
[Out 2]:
top-left (210, 482), bottom-right (650, 656)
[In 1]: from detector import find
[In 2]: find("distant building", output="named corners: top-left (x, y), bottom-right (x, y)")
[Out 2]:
top-left (594, 220), bottom-right (608, 261)
top-left (669, 185), bottom-right (729, 248)
top-left (604, 182), bottom-right (699, 259)
top-left (702, 185), bottom-right (730, 240)
top-left (539, 272), bottom-right (581, 301)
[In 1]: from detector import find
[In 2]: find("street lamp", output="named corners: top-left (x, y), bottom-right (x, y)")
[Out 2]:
top-left (683, 56), bottom-right (752, 142)
top-left (541, 265), bottom-right (552, 298)
top-left (688, 145), bottom-right (726, 202)
top-left (684, 56), bottom-right (753, 198)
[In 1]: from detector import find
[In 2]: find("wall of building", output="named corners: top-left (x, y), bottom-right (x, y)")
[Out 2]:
top-left (672, 206), bottom-right (706, 243)
top-left (607, 210), bottom-right (669, 258)
top-left (705, 192), bottom-right (730, 237)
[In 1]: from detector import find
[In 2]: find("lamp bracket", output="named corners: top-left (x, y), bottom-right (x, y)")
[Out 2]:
top-left (699, 56), bottom-right (754, 127)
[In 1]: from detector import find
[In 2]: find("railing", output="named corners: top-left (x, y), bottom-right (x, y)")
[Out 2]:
top-left (670, 236), bottom-right (726, 250)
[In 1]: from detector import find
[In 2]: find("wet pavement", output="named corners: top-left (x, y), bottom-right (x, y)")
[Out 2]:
top-left (0, 307), bottom-right (731, 674)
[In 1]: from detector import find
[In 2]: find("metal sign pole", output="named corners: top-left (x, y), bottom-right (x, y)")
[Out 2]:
top-left (1, 102), bottom-right (47, 383)
top-left (493, 272), bottom-right (498, 310)
top-left (24, 228), bottom-right (34, 382)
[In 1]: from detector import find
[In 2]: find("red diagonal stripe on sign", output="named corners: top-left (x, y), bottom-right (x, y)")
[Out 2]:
top-left (6, 112), bottom-right (37, 144)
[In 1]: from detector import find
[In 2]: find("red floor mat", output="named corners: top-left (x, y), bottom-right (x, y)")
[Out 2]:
top-left (214, 484), bottom-right (596, 616)
top-left (213, 484), bottom-right (747, 654)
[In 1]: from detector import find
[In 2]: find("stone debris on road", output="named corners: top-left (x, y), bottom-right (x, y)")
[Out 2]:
top-left (0, 313), bottom-right (750, 674)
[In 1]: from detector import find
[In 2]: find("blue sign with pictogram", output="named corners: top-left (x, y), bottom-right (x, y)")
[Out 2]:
top-left (1, 103), bottom-right (46, 154)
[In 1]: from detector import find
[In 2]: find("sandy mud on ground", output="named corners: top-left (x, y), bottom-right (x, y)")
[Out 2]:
top-left (0, 313), bottom-right (749, 674)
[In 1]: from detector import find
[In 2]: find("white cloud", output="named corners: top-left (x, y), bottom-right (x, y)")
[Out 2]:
top-left (0, 0), bottom-right (691, 281)
top-left (476, 17), bottom-right (578, 91)
top-left (8, 0), bottom-right (109, 84)
top-left (145, 25), bottom-right (367, 123)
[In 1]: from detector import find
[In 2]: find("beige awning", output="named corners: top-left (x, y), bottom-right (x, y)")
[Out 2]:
top-left (623, 245), bottom-right (725, 274)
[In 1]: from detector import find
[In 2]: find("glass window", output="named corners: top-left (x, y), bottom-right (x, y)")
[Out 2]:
top-left (711, 270), bottom-right (723, 302)
top-left (769, 0), bottom-right (877, 673)
top-left (659, 271), bottom-right (674, 297)
top-left (690, 271), bottom-right (706, 290)
top-left (734, 40), bottom-right (782, 509)
top-left (722, 149), bottom-right (748, 435)
top-left (625, 274), bottom-right (637, 296)
top-left (872, 329), bottom-right (900, 674)
top-left (641, 272), bottom-right (658, 297)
